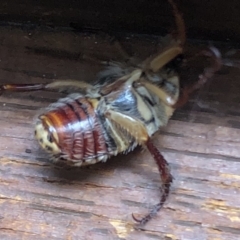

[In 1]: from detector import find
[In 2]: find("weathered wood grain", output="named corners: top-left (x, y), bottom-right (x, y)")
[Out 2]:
top-left (0, 26), bottom-right (240, 240)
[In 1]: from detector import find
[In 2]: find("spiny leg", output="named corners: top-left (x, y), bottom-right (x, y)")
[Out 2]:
top-left (174, 46), bottom-right (222, 108)
top-left (132, 139), bottom-right (173, 228)
top-left (105, 111), bottom-right (172, 227)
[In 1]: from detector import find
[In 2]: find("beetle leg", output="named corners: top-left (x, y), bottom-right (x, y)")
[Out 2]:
top-left (148, 46), bottom-right (183, 73)
top-left (0, 83), bottom-right (45, 93)
top-left (168, 0), bottom-right (186, 46)
top-left (44, 80), bottom-right (92, 91)
top-left (174, 46), bottom-right (222, 108)
top-left (0, 80), bottom-right (92, 94)
top-left (143, 0), bottom-right (185, 73)
top-left (105, 110), bottom-right (148, 144)
top-left (140, 76), bottom-right (179, 106)
top-left (105, 110), bottom-right (172, 227)
top-left (133, 139), bottom-right (172, 228)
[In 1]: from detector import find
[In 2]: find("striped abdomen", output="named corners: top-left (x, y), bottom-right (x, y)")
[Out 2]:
top-left (35, 94), bottom-right (109, 166)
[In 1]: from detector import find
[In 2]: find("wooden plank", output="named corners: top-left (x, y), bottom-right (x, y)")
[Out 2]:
top-left (0, 26), bottom-right (240, 240)
top-left (0, 0), bottom-right (240, 42)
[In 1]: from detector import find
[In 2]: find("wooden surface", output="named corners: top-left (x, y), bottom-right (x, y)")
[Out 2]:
top-left (0, 26), bottom-right (240, 240)
top-left (1, 0), bottom-right (240, 42)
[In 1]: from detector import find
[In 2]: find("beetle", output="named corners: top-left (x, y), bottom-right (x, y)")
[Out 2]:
top-left (0, 0), bottom-right (222, 227)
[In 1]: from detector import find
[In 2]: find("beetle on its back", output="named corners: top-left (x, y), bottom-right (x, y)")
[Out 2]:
top-left (0, 0), bottom-right (222, 227)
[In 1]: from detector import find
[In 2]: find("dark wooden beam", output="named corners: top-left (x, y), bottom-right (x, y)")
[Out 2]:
top-left (0, 0), bottom-right (240, 42)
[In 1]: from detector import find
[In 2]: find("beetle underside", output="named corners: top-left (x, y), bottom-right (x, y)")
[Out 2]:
top-left (0, 0), bottom-right (222, 228)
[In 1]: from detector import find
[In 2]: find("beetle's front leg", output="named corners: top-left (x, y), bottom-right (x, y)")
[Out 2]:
top-left (168, 0), bottom-right (186, 45)
top-left (0, 83), bottom-right (45, 93)
top-left (0, 80), bottom-right (92, 95)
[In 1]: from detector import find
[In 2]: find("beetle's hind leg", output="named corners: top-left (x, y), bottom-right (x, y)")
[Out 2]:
top-left (105, 110), bottom-right (173, 227)
top-left (133, 139), bottom-right (173, 228)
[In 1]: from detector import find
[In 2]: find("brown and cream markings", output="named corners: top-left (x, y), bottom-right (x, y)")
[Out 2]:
top-left (0, 0), bottom-right (221, 227)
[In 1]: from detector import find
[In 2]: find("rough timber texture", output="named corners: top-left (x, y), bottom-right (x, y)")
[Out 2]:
top-left (0, 26), bottom-right (240, 240)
